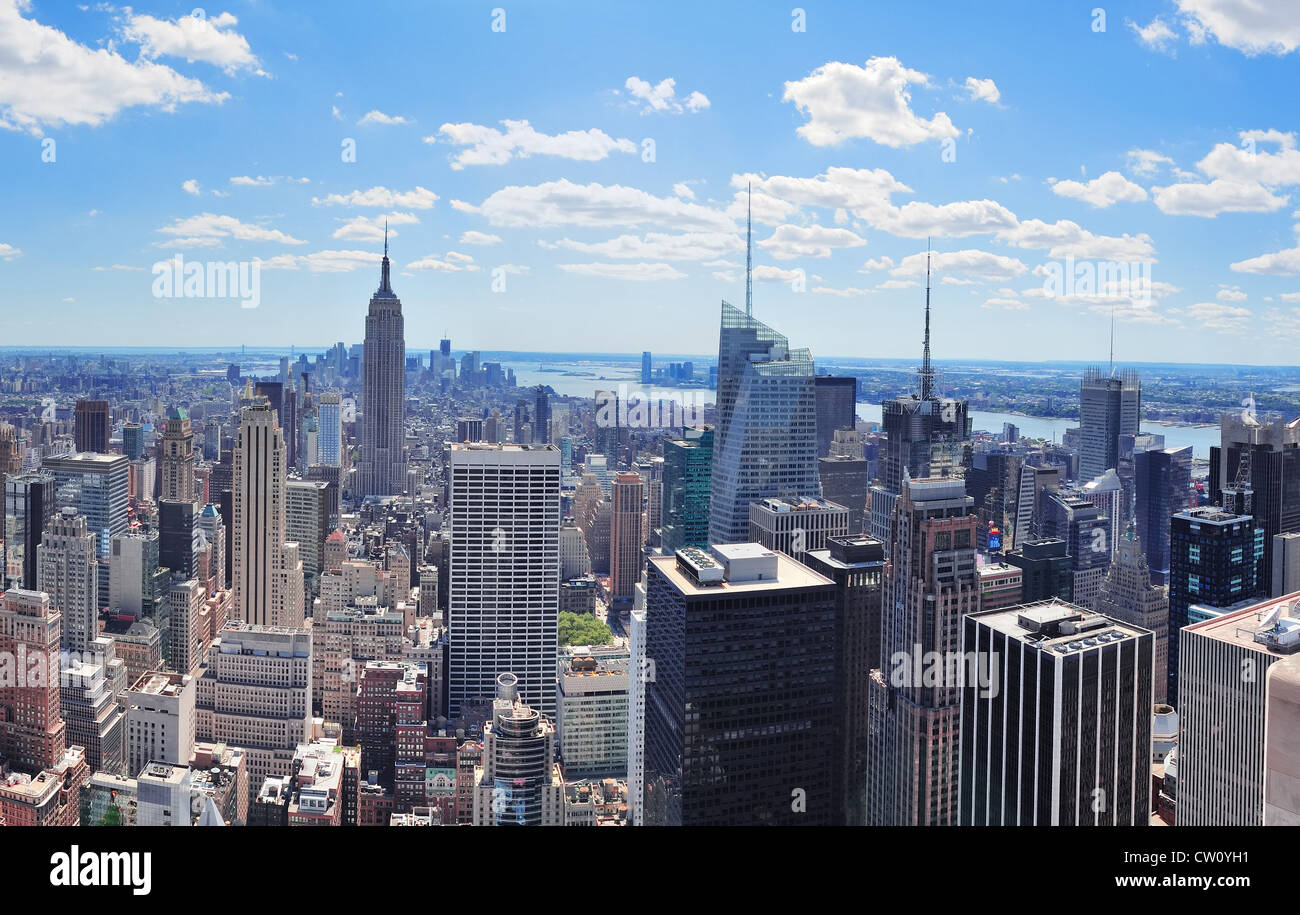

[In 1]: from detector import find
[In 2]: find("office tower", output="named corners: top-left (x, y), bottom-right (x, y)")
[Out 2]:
top-left (484, 409), bottom-right (503, 444)
top-left (75, 399), bottom-right (110, 454)
top-left (198, 504), bottom-right (227, 591)
top-left (559, 519), bottom-right (591, 580)
top-left (958, 600), bottom-right (1153, 825)
top-left (43, 452), bottom-right (129, 601)
top-left (195, 622), bottom-right (312, 803)
top-left (660, 428), bottom-right (712, 554)
top-left (643, 544), bottom-right (836, 825)
top-left (0, 589), bottom-right (66, 772)
top-left (868, 476), bottom-right (979, 826)
top-left (868, 485), bottom-right (897, 546)
top-left (121, 422), bottom-right (144, 461)
top-left (59, 649), bottom-right (126, 776)
top-left (641, 351), bottom-right (652, 385)
top-left (1004, 538), bottom-right (1073, 603)
top-left (317, 393), bottom-right (343, 466)
top-left (1178, 595), bottom-right (1300, 825)
top-left (282, 387), bottom-right (298, 469)
top-left (814, 375), bottom-right (857, 458)
top-left (1133, 445), bottom-right (1192, 584)
top-left (709, 302), bottom-right (820, 544)
top-left (1274, 532), bottom-right (1300, 596)
top-left (1078, 368), bottom-right (1141, 482)
top-left (1117, 432), bottom-right (1165, 528)
top-left (448, 444), bottom-right (561, 718)
top-left (4, 471), bottom-right (55, 590)
top-left (1039, 489), bottom-right (1111, 609)
top-left (819, 431), bottom-right (869, 534)
top-left (472, 673), bottom-right (565, 826)
top-left (356, 238), bottom-right (409, 497)
top-left (37, 507), bottom-right (99, 654)
top-left (125, 670), bottom-right (196, 776)
top-left (1167, 506), bottom-right (1263, 705)
top-left (169, 579), bottom-right (206, 676)
top-left (748, 495), bottom-right (849, 563)
top-left (609, 471), bottom-right (644, 603)
top-left (158, 498), bottom-right (199, 580)
top-left (232, 400), bottom-right (305, 628)
top-left (1210, 414), bottom-right (1300, 596)
top-left (456, 417), bottom-right (484, 443)
top-left (286, 480), bottom-right (330, 596)
top-left (533, 386), bottom-right (551, 445)
top-left (1079, 468), bottom-right (1124, 556)
top-left (879, 262), bottom-right (971, 496)
top-left (202, 420), bottom-right (222, 461)
top-left (357, 661), bottom-right (427, 787)
top-left (1094, 522), bottom-right (1170, 703)
top-left (803, 534), bottom-right (885, 825)
top-left (159, 407), bottom-right (196, 501)
top-left (557, 652), bottom-right (629, 778)
top-left (108, 529), bottom-right (166, 619)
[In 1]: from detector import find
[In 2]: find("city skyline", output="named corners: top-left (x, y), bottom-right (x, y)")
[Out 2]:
top-left (1, 2), bottom-right (1299, 364)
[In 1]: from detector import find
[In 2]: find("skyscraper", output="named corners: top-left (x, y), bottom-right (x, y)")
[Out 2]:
top-left (868, 475), bottom-right (979, 826)
top-left (959, 600), bottom-right (1153, 825)
top-left (609, 471), bottom-right (643, 603)
top-left (533, 385), bottom-right (551, 446)
top-left (43, 452), bottom-right (129, 602)
top-left (448, 443), bottom-right (561, 719)
top-left (0, 589), bottom-right (66, 773)
top-left (1078, 368), bottom-right (1141, 482)
top-left (232, 400), bottom-right (304, 629)
top-left (316, 392), bottom-right (343, 467)
top-left (1094, 522), bottom-right (1171, 704)
top-left (37, 507), bottom-right (99, 655)
top-left (356, 236), bottom-right (409, 498)
top-left (641, 351), bottom-right (652, 385)
top-left (3, 471), bottom-right (55, 591)
top-left (708, 301), bottom-right (820, 544)
top-left (660, 428), bottom-right (712, 554)
top-left (643, 544), bottom-right (837, 825)
top-left (74, 399), bottom-right (110, 454)
top-left (879, 257), bottom-right (971, 497)
top-left (814, 375), bottom-right (857, 458)
top-left (159, 407), bottom-right (196, 502)
top-left (1133, 444), bottom-right (1192, 584)
top-left (472, 673), bottom-right (565, 826)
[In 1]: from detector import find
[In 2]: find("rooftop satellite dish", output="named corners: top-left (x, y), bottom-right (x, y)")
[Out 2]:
top-left (1261, 604), bottom-right (1283, 629)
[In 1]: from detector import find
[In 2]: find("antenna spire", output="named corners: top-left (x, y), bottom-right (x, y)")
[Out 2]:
top-left (745, 181), bottom-right (753, 317)
top-left (920, 238), bottom-right (934, 400)
top-left (378, 221), bottom-right (392, 294)
top-left (1109, 302), bottom-right (1115, 376)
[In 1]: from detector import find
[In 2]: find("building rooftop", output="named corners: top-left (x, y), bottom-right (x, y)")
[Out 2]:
top-left (654, 544), bottom-right (832, 595)
top-left (972, 598), bottom-right (1150, 654)
top-left (130, 670), bottom-right (188, 697)
top-left (1184, 591), bottom-right (1300, 655)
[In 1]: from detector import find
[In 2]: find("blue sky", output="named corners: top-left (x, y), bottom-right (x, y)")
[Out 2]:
top-left (2, 0), bottom-right (1300, 364)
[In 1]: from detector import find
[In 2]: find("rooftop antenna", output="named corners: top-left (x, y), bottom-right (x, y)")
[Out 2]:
top-left (745, 181), bottom-right (753, 317)
top-left (920, 238), bottom-right (934, 400)
top-left (1109, 302), bottom-right (1115, 377)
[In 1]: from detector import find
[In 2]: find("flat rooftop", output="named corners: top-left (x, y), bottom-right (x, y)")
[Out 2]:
top-left (973, 598), bottom-right (1150, 654)
top-left (1184, 591), bottom-right (1300, 655)
top-left (650, 549), bottom-right (832, 595)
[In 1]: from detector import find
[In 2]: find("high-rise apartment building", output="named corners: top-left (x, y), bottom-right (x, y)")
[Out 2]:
top-left (159, 407), bottom-right (196, 502)
top-left (448, 443), bottom-right (560, 719)
top-left (356, 242), bottom-right (408, 497)
top-left (232, 400), bottom-right (304, 629)
top-left (1078, 368), bottom-right (1141, 482)
top-left (316, 393), bottom-right (343, 466)
top-left (609, 471), bottom-right (643, 603)
top-left (0, 589), bottom-right (66, 772)
top-left (959, 600), bottom-right (1153, 825)
top-left (472, 673), bottom-right (565, 826)
top-left (708, 302), bottom-right (820, 545)
top-left (74, 399), bottom-right (110, 454)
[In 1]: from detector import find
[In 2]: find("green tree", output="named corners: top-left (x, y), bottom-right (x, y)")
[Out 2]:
top-left (557, 611), bottom-right (613, 646)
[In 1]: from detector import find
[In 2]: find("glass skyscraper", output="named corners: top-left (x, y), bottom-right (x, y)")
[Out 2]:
top-left (660, 427), bottom-right (712, 554)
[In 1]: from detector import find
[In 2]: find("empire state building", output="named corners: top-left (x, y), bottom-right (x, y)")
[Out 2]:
top-left (356, 233), bottom-right (408, 497)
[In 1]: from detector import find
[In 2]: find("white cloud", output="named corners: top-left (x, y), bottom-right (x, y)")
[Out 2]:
top-left (123, 10), bottom-right (264, 75)
top-left (963, 76), bottom-right (1000, 104)
top-left (892, 249), bottom-right (1029, 280)
top-left (312, 186), bottom-right (439, 209)
top-left (557, 262), bottom-right (687, 281)
top-left (622, 77), bottom-right (710, 114)
top-left (1197, 130), bottom-right (1300, 185)
top-left (997, 218), bottom-right (1157, 261)
top-left (331, 211), bottom-right (419, 242)
top-left (1231, 244), bottom-right (1300, 275)
top-left (673, 182), bottom-right (696, 200)
top-left (981, 297), bottom-right (1028, 311)
top-left (1051, 171), bottom-right (1149, 207)
top-left (753, 265), bottom-right (805, 284)
top-left (258, 250), bottom-right (380, 273)
top-left (0, 0), bottom-right (228, 134)
top-left (757, 224), bottom-right (867, 260)
top-left (1151, 177), bottom-right (1288, 216)
top-left (859, 256), bottom-right (894, 273)
top-left (0, 243), bottom-right (22, 259)
top-left (1128, 16), bottom-right (1180, 52)
top-left (358, 110), bottom-right (412, 126)
top-left (1126, 149), bottom-right (1176, 176)
top-left (1280, 292), bottom-right (1300, 302)
top-left (433, 119), bottom-right (635, 169)
top-left (470, 179), bottom-right (736, 231)
top-left (92, 263), bottom-right (145, 271)
top-left (155, 212), bottom-right (306, 246)
top-left (878, 199), bottom-right (1019, 238)
top-left (182, 179), bottom-right (201, 196)
top-left (407, 251), bottom-right (481, 273)
top-left (782, 57), bottom-right (959, 148)
top-left (459, 230), bottom-right (502, 246)
top-left (1186, 301), bottom-right (1252, 332)
top-left (230, 175), bottom-right (274, 187)
top-left (1176, 0), bottom-right (1300, 55)
top-left (812, 285), bottom-right (870, 297)
top-left (545, 232), bottom-right (741, 261)
top-left (1217, 284), bottom-right (1247, 301)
